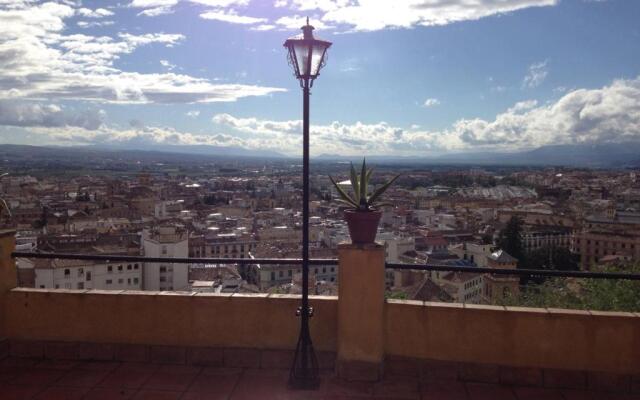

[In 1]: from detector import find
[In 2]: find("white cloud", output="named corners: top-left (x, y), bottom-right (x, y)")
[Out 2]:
top-left (522, 60), bottom-right (549, 88)
top-left (186, 110), bottom-right (201, 117)
top-left (199, 9), bottom-right (267, 24)
top-left (210, 76), bottom-right (640, 155)
top-left (77, 20), bottom-right (115, 28)
top-left (423, 98), bottom-right (440, 107)
top-left (127, 0), bottom-right (558, 32)
top-left (0, 101), bottom-right (105, 130)
top-left (312, 0), bottom-right (558, 32)
top-left (130, 0), bottom-right (249, 17)
top-left (160, 59), bottom-right (176, 70)
top-left (77, 8), bottom-right (114, 18)
top-left (13, 76), bottom-right (640, 155)
top-left (0, 2), bottom-right (286, 104)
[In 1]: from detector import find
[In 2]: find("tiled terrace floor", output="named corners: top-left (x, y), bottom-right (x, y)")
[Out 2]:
top-left (0, 357), bottom-right (637, 400)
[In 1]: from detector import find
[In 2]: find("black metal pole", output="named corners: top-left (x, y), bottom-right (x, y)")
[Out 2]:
top-left (289, 78), bottom-right (319, 389)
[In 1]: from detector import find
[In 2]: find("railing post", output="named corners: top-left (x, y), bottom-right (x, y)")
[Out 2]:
top-left (0, 229), bottom-right (17, 339)
top-left (336, 243), bottom-right (385, 381)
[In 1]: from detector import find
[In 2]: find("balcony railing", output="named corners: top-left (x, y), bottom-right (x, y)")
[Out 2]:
top-left (11, 251), bottom-right (640, 280)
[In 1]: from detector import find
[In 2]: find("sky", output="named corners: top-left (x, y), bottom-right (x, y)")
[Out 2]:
top-left (0, 0), bottom-right (639, 157)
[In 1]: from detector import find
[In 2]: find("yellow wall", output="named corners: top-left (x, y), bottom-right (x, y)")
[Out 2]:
top-left (384, 301), bottom-right (640, 374)
top-left (5, 290), bottom-right (337, 352)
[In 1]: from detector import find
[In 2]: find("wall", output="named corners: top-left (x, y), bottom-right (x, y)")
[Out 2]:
top-left (384, 300), bottom-right (640, 375)
top-left (4, 290), bottom-right (338, 353)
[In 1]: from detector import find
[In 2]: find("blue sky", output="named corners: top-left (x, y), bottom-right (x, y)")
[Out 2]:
top-left (0, 0), bottom-right (639, 156)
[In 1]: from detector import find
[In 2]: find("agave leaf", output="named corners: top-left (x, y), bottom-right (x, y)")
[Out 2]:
top-left (329, 175), bottom-right (358, 207)
top-left (368, 174), bottom-right (400, 207)
top-left (0, 198), bottom-right (11, 217)
top-left (349, 162), bottom-right (360, 203)
top-left (335, 198), bottom-right (358, 208)
top-left (366, 167), bottom-right (373, 183)
top-left (360, 158), bottom-right (367, 205)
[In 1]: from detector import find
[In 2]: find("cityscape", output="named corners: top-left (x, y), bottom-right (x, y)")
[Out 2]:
top-left (2, 145), bottom-right (639, 310)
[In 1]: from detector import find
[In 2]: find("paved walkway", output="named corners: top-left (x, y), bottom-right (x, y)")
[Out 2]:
top-left (0, 357), bottom-right (636, 399)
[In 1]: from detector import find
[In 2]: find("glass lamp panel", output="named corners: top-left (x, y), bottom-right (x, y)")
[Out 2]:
top-left (309, 42), bottom-right (329, 77)
top-left (293, 41), bottom-right (311, 78)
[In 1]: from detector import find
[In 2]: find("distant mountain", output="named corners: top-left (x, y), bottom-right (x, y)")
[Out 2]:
top-left (88, 144), bottom-right (285, 159)
top-left (317, 142), bottom-right (640, 167)
top-left (435, 142), bottom-right (640, 167)
top-left (2, 142), bottom-right (640, 167)
top-left (0, 143), bottom-right (285, 161)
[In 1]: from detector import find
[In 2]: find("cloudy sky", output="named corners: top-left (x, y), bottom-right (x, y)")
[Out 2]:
top-left (0, 0), bottom-right (639, 156)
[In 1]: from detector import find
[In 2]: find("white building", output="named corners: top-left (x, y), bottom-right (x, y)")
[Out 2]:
top-left (142, 226), bottom-right (189, 291)
top-left (33, 259), bottom-right (142, 290)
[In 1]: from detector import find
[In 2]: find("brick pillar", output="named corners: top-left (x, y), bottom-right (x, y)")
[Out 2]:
top-left (0, 230), bottom-right (17, 340)
top-left (336, 243), bottom-right (385, 381)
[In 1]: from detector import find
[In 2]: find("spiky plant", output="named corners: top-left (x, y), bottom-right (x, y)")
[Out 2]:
top-left (0, 173), bottom-right (10, 219)
top-left (328, 159), bottom-right (399, 211)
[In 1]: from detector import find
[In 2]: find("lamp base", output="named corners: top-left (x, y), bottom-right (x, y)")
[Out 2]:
top-left (289, 330), bottom-right (320, 390)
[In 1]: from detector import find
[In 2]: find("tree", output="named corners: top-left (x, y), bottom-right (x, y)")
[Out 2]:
top-left (501, 264), bottom-right (640, 312)
top-left (497, 216), bottom-right (526, 267)
top-left (527, 246), bottom-right (579, 271)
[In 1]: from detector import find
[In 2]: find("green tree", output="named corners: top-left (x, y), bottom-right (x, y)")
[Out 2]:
top-left (502, 264), bottom-right (640, 312)
top-left (497, 216), bottom-right (526, 267)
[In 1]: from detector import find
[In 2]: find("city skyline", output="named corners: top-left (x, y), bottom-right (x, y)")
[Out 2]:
top-left (1, 0), bottom-right (639, 156)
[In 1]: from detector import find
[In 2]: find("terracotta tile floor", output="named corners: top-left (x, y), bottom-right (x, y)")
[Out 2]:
top-left (0, 357), bottom-right (637, 400)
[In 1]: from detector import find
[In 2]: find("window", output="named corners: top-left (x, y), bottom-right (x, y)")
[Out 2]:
top-left (40, 285), bottom-right (45, 288)
top-left (134, 264), bottom-right (139, 270)
top-left (127, 264), bottom-right (132, 270)
top-left (106, 280), bottom-right (112, 285)
top-left (86, 272), bottom-right (92, 281)
top-left (107, 266), bottom-right (113, 272)
top-left (78, 268), bottom-right (84, 277)
top-left (270, 272), bottom-right (276, 281)
top-left (331, 267), bottom-right (335, 273)
top-left (288, 270), bottom-right (292, 277)
top-left (64, 269), bottom-right (70, 276)
top-left (160, 266), bottom-right (167, 273)
top-left (127, 278), bottom-right (131, 284)
top-left (77, 282), bottom-right (84, 289)
top-left (160, 277), bottom-right (166, 282)
top-left (118, 279), bottom-right (123, 284)
top-left (279, 270), bottom-right (283, 278)
top-left (161, 245), bottom-right (167, 255)
top-left (322, 267), bottom-right (326, 273)
top-left (133, 278), bottom-right (139, 285)
top-left (118, 265), bottom-right (123, 272)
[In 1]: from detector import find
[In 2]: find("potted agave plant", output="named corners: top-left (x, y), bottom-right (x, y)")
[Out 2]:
top-left (329, 159), bottom-right (399, 244)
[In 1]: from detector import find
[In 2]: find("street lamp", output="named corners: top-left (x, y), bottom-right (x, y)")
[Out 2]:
top-left (283, 18), bottom-right (331, 389)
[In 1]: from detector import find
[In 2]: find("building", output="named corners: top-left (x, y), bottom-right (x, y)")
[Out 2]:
top-left (483, 250), bottom-right (520, 303)
top-left (142, 226), bottom-right (189, 291)
top-left (32, 258), bottom-right (142, 290)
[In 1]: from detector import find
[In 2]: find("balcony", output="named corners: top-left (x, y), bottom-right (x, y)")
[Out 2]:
top-left (1, 229), bottom-right (639, 399)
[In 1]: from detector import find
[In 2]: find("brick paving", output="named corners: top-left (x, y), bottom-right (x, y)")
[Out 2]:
top-left (0, 357), bottom-right (638, 400)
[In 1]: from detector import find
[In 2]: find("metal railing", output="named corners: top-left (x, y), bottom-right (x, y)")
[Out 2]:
top-left (11, 251), bottom-right (640, 280)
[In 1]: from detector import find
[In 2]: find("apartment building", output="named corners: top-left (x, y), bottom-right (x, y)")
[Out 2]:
top-left (142, 226), bottom-right (189, 291)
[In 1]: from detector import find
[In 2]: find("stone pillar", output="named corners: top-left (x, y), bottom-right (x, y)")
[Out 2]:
top-left (0, 230), bottom-right (16, 339)
top-left (336, 243), bottom-right (385, 381)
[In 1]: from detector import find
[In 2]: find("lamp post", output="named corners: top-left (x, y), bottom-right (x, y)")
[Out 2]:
top-left (283, 18), bottom-right (331, 389)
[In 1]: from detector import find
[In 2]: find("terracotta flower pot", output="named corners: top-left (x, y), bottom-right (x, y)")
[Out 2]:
top-left (344, 209), bottom-right (382, 244)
